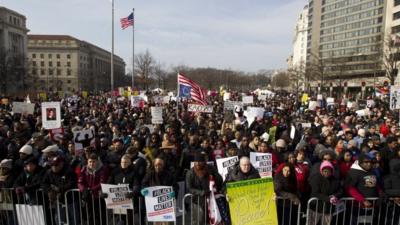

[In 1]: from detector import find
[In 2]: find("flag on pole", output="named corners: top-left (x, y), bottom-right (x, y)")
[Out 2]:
top-left (120, 13), bottom-right (134, 29)
top-left (177, 73), bottom-right (207, 105)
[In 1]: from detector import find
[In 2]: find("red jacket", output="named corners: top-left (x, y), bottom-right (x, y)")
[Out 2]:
top-left (276, 162), bottom-right (309, 193)
top-left (338, 161), bottom-right (353, 179)
top-left (78, 164), bottom-right (109, 197)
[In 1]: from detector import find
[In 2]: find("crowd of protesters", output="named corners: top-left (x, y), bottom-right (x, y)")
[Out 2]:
top-left (0, 90), bottom-right (399, 225)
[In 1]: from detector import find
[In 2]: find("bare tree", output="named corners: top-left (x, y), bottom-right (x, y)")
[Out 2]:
top-left (135, 49), bottom-right (155, 90)
top-left (0, 48), bottom-right (26, 95)
top-left (305, 51), bottom-right (329, 91)
top-left (288, 64), bottom-right (305, 98)
top-left (154, 62), bottom-right (167, 89)
top-left (272, 72), bottom-right (290, 90)
top-left (382, 34), bottom-right (400, 85)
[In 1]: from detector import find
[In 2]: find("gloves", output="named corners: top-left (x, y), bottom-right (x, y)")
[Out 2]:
top-left (141, 189), bottom-right (149, 197)
top-left (15, 187), bottom-right (25, 195)
top-left (329, 196), bottom-right (338, 205)
top-left (100, 192), bottom-right (108, 199)
top-left (168, 191), bottom-right (175, 198)
top-left (124, 192), bottom-right (134, 199)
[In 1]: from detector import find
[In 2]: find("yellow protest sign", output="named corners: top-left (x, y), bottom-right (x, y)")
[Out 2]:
top-left (301, 93), bottom-right (309, 103)
top-left (82, 91), bottom-right (88, 98)
top-left (133, 90), bottom-right (139, 96)
top-left (268, 126), bottom-right (277, 145)
top-left (227, 178), bottom-right (278, 225)
top-left (39, 92), bottom-right (47, 101)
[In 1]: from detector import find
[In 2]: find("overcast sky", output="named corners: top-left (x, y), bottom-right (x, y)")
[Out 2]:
top-left (1, 0), bottom-right (307, 73)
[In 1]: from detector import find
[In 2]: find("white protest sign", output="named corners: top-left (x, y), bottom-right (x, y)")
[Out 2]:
top-left (223, 92), bottom-right (231, 101)
top-left (101, 184), bottom-right (133, 209)
top-left (317, 94), bottom-right (323, 100)
top-left (347, 101), bottom-right (357, 109)
top-left (327, 97), bottom-right (335, 106)
top-left (308, 101), bottom-right (318, 111)
top-left (73, 127), bottom-right (95, 152)
top-left (163, 96), bottom-right (171, 104)
top-left (245, 107), bottom-right (265, 127)
top-left (131, 96), bottom-right (142, 108)
top-left (250, 152), bottom-right (272, 178)
top-left (216, 156), bottom-right (239, 181)
top-left (16, 204), bottom-right (45, 225)
top-left (107, 98), bottom-right (112, 104)
top-left (151, 107), bottom-right (163, 124)
top-left (242, 96), bottom-right (254, 105)
top-left (258, 94), bottom-right (267, 101)
top-left (41, 102), bottom-right (61, 129)
top-left (390, 86), bottom-right (400, 110)
top-left (187, 104), bottom-right (213, 113)
top-left (12, 102), bottom-right (35, 115)
top-left (366, 100), bottom-right (375, 108)
top-left (356, 108), bottom-right (370, 117)
top-left (224, 101), bottom-right (243, 110)
top-left (143, 186), bottom-right (176, 222)
top-left (153, 96), bottom-right (164, 104)
top-left (301, 123), bottom-right (312, 128)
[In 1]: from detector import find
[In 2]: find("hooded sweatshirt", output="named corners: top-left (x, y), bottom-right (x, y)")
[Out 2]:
top-left (383, 158), bottom-right (400, 197)
top-left (78, 160), bottom-right (109, 197)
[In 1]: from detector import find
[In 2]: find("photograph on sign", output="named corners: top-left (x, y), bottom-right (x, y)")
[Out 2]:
top-left (41, 102), bottom-right (61, 129)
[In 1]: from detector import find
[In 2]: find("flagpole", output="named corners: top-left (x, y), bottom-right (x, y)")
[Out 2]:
top-left (132, 8), bottom-right (135, 90)
top-left (111, 0), bottom-right (115, 92)
top-left (176, 73), bottom-right (179, 120)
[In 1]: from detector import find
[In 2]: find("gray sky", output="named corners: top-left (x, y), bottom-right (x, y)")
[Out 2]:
top-left (1, 0), bottom-right (306, 73)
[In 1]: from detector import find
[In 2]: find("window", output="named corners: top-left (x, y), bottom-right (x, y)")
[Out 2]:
top-left (32, 69), bottom-right (37, 75)
top-left (57, 69), bottom-right (61, 75)
top-left (48, 54), bottom-right (52, 59)
top-left (41, 69), bottom-right (45, 75)
top-left (40, 61), bottom-right (44, 67)
top-left (67, 70), bottom-right (71, 76)
top-left (67, 62), bottom-right (71, 67)
top-left (32, 61), bottom-right (37, 67)
top-left (395, 0), bottom-right (400, 6)
top-left (56, 54), bottom-right (60, 59)
top-left (32, 54), bottom-right (36, 58)
top-left (40, 54), bottom-right (44, 59)
top-left (57, 62), bottom-right (61, 67)
top-left (394, 12), bottom-right (400, 21)
top-left (49, 61), bottom-right (53, 67)
top-left (49, 69), bottom-right (53, 75)
top-left (67, 80), bottom-right (71, 84)
top-left (67, 54), bottom-right (71, 59)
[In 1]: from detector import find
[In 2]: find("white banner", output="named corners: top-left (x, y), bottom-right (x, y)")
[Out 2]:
top-left (12, 102), bottom-right (35, 115)
top-left (101, 184), bottom-right (133, 209)
top-left (224, 101), bottom-right (243, 110)
top-left (16, 204), bottom-right (45, 225)
top-left (143, 186), bottom-right (176, 222)
top-left (151, 107), bottom-right (163, 124)
top-left (73, 127), bottom-right (95, 152)
top-left (187, 104), bottom-right (213, 113)
top-left (390, 86), bottom-right (400, 110)
top-left (250, 152), bottom-right (272, 178)
top-left (216, 156), bottom-right (239, 181)
top-left (131, 96), bottom-right (142, 108)
top-left (327, 97), bottom-right (335, 106)
top-left (242, 96), bottom-right (254, 105)
top-left (41, 102), bottom-right (61, 129)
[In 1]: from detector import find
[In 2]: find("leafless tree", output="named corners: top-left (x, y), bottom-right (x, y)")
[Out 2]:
top-left (135, 49), bottom-right (155, 90)
top-left (272, 72), bottom-right (290, 90)
top-left (154, 62), bottom-right (167, 89)
top-left (382, 34), bottom-right (400, 85)
top-left (0, 48), bottom-right (26, 95)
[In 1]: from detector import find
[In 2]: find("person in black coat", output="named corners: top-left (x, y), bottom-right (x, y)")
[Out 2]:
top-left (224, 156), bottom-right (260, 184)
top-left (185, 153), bottom-right (223, 225)
top-left (308, 161), bottom-right (343, 225)
top-left (383, 158), bottom-right (400, 225)
top-left (142, 157), bottom-right (178, 193)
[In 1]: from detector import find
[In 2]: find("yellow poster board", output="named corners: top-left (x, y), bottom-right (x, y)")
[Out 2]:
top-left (82, 91), bottom-right (88, 98)
top-left (39, 93), bottom-right (47, 101)
top-left (226, 178), bottom-right (278, 225)
top-left (301, 93), bottom-right (309, 103)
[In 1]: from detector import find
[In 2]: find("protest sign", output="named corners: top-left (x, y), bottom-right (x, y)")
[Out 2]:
top-left (390, 86), bottom-right (400, 110)
top-left (308, 101), bottom-right (318, 111)
top-left (151, 107), bottom-right (163, 124)
top-left (224, 101), bottom-right (243, 110)
top-left (187, 104), bottom-right (213, 113)
top-left (216, 156), bottom-right (239, 181)
top-left (163, 96), bottom-right (171, 104)
top-left (12, 102), bottom-right (35, 115)
top-left (366, 100), bottom-right (375, 108)
top-left (223, 92), bottom-right (231, 101)
top-left (41, 102), bottom-right (61, 129)
top-left (153, 96), bottom-right (164, 104)
top-left (227, 178), bottom-right (278, 225)
top-left (327, 97), bottom-right (335, 106)
top-left (73, 127), bottom-right (95, 153)
top-left (258, 94), bottom-right (267, 101)
top-left (101, 184), bottom-right (133, 209)
top-left (317, 94), bottom-right (323, 100)
top-left (245, 107), bottom-right (265, 128)
top-left (49, 128), bottom-right (64, 142)
top-left (301, 93), bottom-right (309, 103)
top-left (356, 108), bottom-right (370, 117)
top-left (242, 96), bottom-right (254, 105)
top-left (250, 152), bottom-right (272, 178)
top-left (142, 186), bottom-right (176, 222)
top-left (131, 96), bottom-right (144, 108)
top-left (82, 91), bottom-right (88, 98)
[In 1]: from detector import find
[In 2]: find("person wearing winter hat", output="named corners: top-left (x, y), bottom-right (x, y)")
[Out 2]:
top-left (0, 159), bottom-right (15, 188)
top-left (308, 161), bottom-right (343, 225)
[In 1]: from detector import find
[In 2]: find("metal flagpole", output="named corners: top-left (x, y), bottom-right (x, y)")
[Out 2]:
top-left (111, 0), bottom-right (115, 92)
top-left (132, 8), bottom-right (135, 89)
top-left (176, 73), bottom-right (180, 119)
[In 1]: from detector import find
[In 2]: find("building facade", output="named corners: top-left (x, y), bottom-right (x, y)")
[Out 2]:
top-left (306, 0), bottom-right (388, 89)
top-left (28, 35), bottom-right (126, 94)
top-left (0, 7), bottom-right (29, 95)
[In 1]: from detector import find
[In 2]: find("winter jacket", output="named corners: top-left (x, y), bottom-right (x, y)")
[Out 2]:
top-left (309, 173), bottom-right (343, 213)
top-left (78, 162), bottom-right (109, 198)
top-left (338, 161), bottom-right (353, 179)
top-left (142, 169), bottom-right (179, 195)
top-left (273, 169), bottom-right (299, 204)
top-left (13, 166), bottom-right (46, 204)
top-left (225, 164), bottom-right (260, 183)
top-left (276, 162), bottom-right (309, 193)
top-left (108, 165), bottom-right (140, 196)
top-left (383, 158), bottom-right (400, 197)
top-left (345, 161), bottom-right (380, 203)
top-left (41, 165), bottom-right (77, 203)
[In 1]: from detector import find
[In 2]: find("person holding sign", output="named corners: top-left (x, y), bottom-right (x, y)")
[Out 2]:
top-left (185, 153), bottom-right (223, 225)
top-left (224, 157), bottom-right (260, 184)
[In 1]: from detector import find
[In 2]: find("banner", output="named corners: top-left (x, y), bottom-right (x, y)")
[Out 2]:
top-left (143, 186), bottom-right (176, 222)
top-left (226, 178), bottom-right (278, 225)
top-left (242, 96), bottom-right (254, 105)
top-left (216, 156), bottom-right (239, 181)
top-left (101, 184), bottom-right (133, 209)
top-left (224, 101), bottom-right (243, 110)
top-left (151, 107), bottom-right (163, 124)
top-left (41, 102), bottom-right (61, 129)
top-left (16, 204), bottom-right (45, 225)
top-left (390, 86), bottom-right (400, 110)
top-left (188, 104), bottom-right (213, 113)
top-left (12, 102), bottom-right (35, 115)
top-left (250, 152), bottom-right (272, 178)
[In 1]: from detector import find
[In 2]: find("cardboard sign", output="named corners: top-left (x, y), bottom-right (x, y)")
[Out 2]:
top-left (250, 152), bottom-right (272, 178)
top-left (151, 107), bottom-right (163, 124)
top-left (390, 86), bottom-right (400, 110)
top-left (216, 156), bottom-right (239, 181)
top-left (41, 102), bottom-right (61, 129)
top-left (12, 102), bottom-right (35, 115)
top-left (73, 127), bottom-right (95, 152)
top-left (187, 104), bottom-right (213, 113)
top-left (143, 186), bottom-right (176, 222)
top-left (101, 184), bottom-right (133, 209)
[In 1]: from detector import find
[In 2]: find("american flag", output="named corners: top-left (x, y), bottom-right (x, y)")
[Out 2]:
top-left (177, 73), bottom-right (207, 105)
top-left (120, 13), bottom-right (134, 30)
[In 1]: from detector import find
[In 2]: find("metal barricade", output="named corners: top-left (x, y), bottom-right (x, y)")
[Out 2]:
top-left (306, 197), bottom-right (400, 225)
top-left (275, 196), bottom-right (302, 225)
top-left (0, 188), bottom-right (17, 225)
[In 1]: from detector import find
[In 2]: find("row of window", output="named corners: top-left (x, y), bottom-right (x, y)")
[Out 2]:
top-left (321, 45), bottom-right (379, 58)
top-left (322, 0), bottom-right (383, 13)
top-left (32, 53), bottom-right (70, 59)
top-left (321, 17), bottom-right (382, 36)
top-left (394, 11), bottom-right (400, 21)
top-left (320, 35), bottom-right (381, 50)
top-left (325, 63), bottom-right (379, 72)
top-left (321, 8), bottom-right (383, 28)
top-left (32, 61), bottom-right (71, 67)
top-left (32, 69), bottom-right (72, 76)
top-left (322, 0), bottom-right (382, 20)
top-left (320, 26), bottom-right (381, 43)
top-left (8, 15), bottom-right (23, 27)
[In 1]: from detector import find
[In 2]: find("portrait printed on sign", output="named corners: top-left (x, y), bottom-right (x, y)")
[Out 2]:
top-left (46, 108), bottom-right (57, 121)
